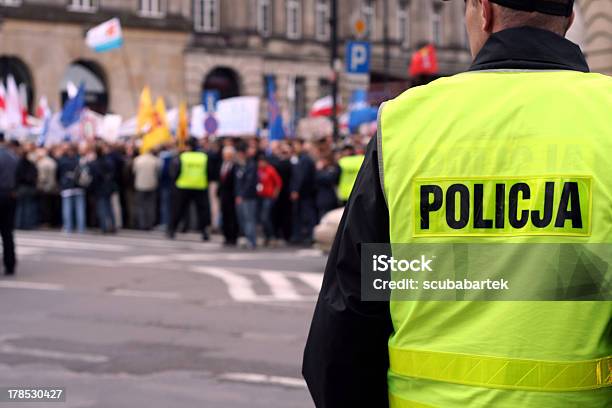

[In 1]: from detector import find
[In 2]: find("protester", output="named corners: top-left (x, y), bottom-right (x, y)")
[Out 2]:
top-left (132, 149), bottom-right (160, 230)
top-left (256, 153), bottom-right (283, 246)
top-left (35, 148), bottom-right (59, 227)
top-left (57, 144), bottom-right (87, 234)
top-left (0, 132), bottom-right (18, 275)
top-left (234, 144), bottom-right (259, 249)
top-left (270, 141), bottom-right (293, 242)
top-left (89, 144), bottom-right (116, 234)
top-left (218, 145), bottom-right (239, 246)
top-left (289, 139), bottom-right (317, 245)
top-left (314, 154), bottom-right (340, 221)
top-left (15, 142), bottom-right (39, 230)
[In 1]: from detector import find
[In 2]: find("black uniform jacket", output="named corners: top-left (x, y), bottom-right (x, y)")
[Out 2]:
top-left (302, 26), bottom-right (589, 408)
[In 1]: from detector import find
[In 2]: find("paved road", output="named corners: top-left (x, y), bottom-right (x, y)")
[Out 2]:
top-left (0, 230), bottom-right (326, 408)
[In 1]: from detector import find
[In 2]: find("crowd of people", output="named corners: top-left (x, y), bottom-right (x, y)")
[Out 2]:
top-left (0, 131), bottom-right (368, 251)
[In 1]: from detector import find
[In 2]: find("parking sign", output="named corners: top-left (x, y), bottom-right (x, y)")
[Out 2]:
top-left (346, 41), bottom-right (371, 74)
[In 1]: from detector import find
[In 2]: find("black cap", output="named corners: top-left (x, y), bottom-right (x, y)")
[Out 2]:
top-left (447, 0), bottom-right (574, 17)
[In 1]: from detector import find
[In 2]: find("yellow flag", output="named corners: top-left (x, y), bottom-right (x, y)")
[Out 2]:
top-left (177, 101), bottom-right (188, 149)
top-left (136, 86), bottom-right (153, 133)
top-left (154, 96), bottom-right (168, 128)
top-left (141, 96), bottom-right (172, 154)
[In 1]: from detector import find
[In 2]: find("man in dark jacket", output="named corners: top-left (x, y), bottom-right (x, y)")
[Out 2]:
top-left (15, 143), bottom-right (38, 230)
top-left (289, 139), bottom-right (317, 245)
top-left (0, 133), bottom-right (18, 275)
top-left (234, 144), bottom-right (259, 249)
top-left (57, 144), bottom-right (86, 233)
top-left (218, 145), bottom-right (239, 246)
top-left (89, 145), bottom-right (116, 233)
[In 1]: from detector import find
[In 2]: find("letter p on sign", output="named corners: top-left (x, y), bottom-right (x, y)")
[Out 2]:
top-left (346, 41), bottom-right (371, 74)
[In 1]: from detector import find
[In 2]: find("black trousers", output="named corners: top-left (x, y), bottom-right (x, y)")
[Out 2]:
top-left (220, 196), bottom-right (239, 244)
top-left (0, 194), bottom-right (16, 273)
top-left (169, 188), bottom-right (210, 236)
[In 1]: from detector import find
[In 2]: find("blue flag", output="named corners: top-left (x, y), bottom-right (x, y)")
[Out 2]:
top-left (348, 90), bottom-right (377, 133)
top-left (266, 76), bottom-right (285, 141)
top-left (60, 83), bottom-right (85, 128)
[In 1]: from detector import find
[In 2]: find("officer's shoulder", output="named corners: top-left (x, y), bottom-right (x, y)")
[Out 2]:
top-left (383, 74), bottom-right (463, 113)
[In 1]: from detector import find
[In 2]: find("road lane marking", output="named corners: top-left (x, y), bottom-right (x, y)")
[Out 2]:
top-left (0, 344), bottom-right (109, 363)
top-left (192, 267), bottom-right (259, 302)
top-left (0, 281), bottom-right (64, 291)
top-left (109, 289), bottom-right (181, 300)
top-left (259, 271), bottom-right (303, 301)
top-left (218, 372), bottom-right (306, 388)
top-left (17, 238), bottom-right (127, 252)
top-left (119, 255), bottom-right (168, 264)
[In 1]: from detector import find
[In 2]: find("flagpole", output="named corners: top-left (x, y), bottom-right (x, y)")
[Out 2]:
top-left (120, 45), bottom-right (138, 114)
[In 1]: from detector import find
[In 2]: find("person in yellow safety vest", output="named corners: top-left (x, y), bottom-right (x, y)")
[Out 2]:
top-left (167, 138), bottom-right (211, 241)
top-left (337, 146), bottom-right (365, 205)
top-left (303, 0), bottom-right (611, 407)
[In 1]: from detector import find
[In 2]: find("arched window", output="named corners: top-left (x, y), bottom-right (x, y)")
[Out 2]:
top-left (203, 67), bottom-right (241, 100)
top-left (0, 56), bottom-right (34, 113)
top-left (61, 60), bottom-right (108, 114)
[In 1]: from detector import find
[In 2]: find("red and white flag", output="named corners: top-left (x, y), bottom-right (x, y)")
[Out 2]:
top-left (0, 82), bottom-right (6, 112)
top-left (310, 95), bottom-right (342, 117)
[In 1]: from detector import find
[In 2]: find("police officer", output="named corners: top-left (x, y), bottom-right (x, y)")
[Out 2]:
top-left (336, 145), bottom-right (365, 205)
top-left (0, 132), bottom-right (18, 276)
top-left (167, 138), bottom-right (211, 241)
top-left (303, 1), bottom-right (611, 407)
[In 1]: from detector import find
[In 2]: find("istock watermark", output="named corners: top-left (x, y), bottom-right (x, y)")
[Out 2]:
top-left (361, 243), bottom-right (612, 301)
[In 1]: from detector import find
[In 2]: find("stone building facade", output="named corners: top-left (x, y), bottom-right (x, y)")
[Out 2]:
top-left (0, 0), bottom-right (609, 122)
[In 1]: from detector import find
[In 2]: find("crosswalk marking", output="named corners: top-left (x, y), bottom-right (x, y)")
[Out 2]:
top-left (295, 273), bottom-right (323, 292)
top-left (259, 271), bottom-right (303, 301)
top-left (193, 266), bottom-right (260, 302)
top-left (191, 267), bottom-right (321, 303)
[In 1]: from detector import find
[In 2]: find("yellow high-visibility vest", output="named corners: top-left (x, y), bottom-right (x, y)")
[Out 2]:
top-left (338, 154), bottom-right (365, 202)
top-left (380, 70), bottom-right (612, 407)
top-left (176, 151), bottom-right (208, 190)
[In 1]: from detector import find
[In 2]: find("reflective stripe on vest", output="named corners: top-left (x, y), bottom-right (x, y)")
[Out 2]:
top-left (389, 347), bottom-right (611, 392)
top-left (381, 71), bottom-right (612, 406)
top-left (176, 151), bottom-right (208, 190)
top-left (337, 155), bottom-right (364, 201)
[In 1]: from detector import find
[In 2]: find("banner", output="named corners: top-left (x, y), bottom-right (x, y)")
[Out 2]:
top-left (216, 96), bottom-right (260, 137)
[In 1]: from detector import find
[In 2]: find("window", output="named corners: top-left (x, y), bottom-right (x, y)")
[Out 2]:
top-left (319, 78), bottom-right (331, 98)
top-left (139, 0), bottom-right (166, 18)
top-left (286, 0), bottom-right (302, 40)
top-left (315, 0), bottom-right (330, 41)
top-left (68, 0), bottom-right (98, 12)
top-left (432, 5), bottom-right (442, 46)
top-left (397, 0), bottom-right (409, 47)
top-left (258, 0), bottom-right (272, 37)
top-left (362, 0), bottom-right (375, 39)
top-left (294, 77), bottom-right (306, 120)
top-left (194, 0), bottom-right (220, 33)
top-left (1, 0), bottom-right (22, 6)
